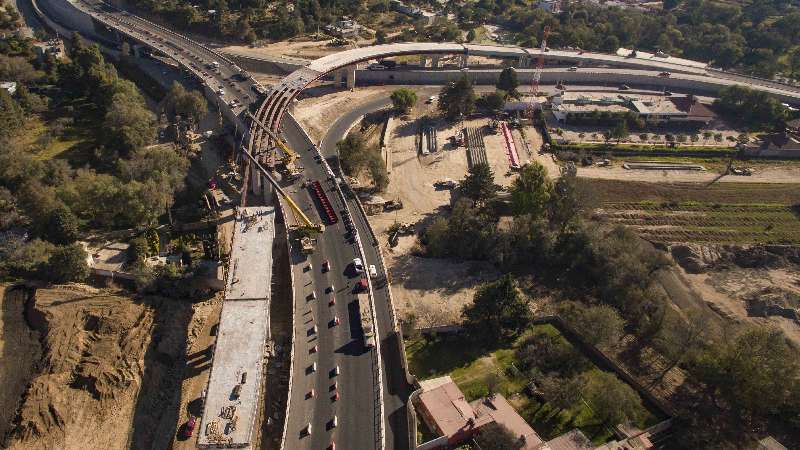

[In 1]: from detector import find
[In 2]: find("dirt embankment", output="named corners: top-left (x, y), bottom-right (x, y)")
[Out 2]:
top-left (664, 244), bottom-right (800, 345)
top-left (0, 283), bottom-right (208, 450)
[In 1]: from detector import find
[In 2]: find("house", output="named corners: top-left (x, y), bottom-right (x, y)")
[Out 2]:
top-left (550, 92), bottom-right (715, 126)
top-left (743, 132), bottom-right (800, 159)
top-left (389, 0), bottom-right (437, 24)
top-left (1, 81), bottom-right (16, 96)
top-left (415, 376), bottom-right (545, 449)
top-left (538, 0), bottom-right (564, 13)
top-left (324, 17), bottom-right (362, 39)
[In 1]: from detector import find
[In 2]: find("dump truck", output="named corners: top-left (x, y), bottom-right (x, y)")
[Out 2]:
top-left (356, 291), bottom-right (375, 348)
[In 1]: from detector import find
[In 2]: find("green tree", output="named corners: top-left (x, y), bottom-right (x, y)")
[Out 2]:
top-left (43, 207), bottom-right (80, 245)
top-left (103, 87), bottom-right (157, 157)
top-left (510, 161), bottom-right (552, 217)
top-left (481, 90), bottom-right (506, 112)
top-left (164, 82), bottom-right (208, 123)
top-left (375, 29), bottom-right (387, 44)
top-left (389, 88), bottom-right (417, 114)
top-left (690, 326), bottom-right (799, 416)
top-left (496, 67), bottom-right (519, 98)
top-left (463, 274), bottom-right (531, 341)
top-left (581, 372), bottom-right (645, 426)
top-left (438, 75), bottom-right (476, 120)
top-left (466, 28), bottom-right (477, 42)
top-left (337, 132), bottom-right (368, 175)
top-left (610, 120), bottom-right (629, 143)
top-left (538, 374), bottom-right (585, 411)
top-left (459, 162), bottom-right (498, 205)
top-left (0, 88), bottom-right (24, 139)
top-left (45, 243), bottom-right (89, 283)
top-left (474, 422), bottom-right (521, 450)
top-left (559, 302), bottom-right (624, 348)
top-left (128, 236), bottom-right (149, 263)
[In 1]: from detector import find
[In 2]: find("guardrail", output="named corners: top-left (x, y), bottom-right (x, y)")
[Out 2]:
top-left (285, 112), bottom-right (385, 450)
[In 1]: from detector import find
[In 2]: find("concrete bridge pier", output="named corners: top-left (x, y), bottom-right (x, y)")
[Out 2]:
top-left (345, 65), bottom-right (356, 89)
top-left (517, 55), bottom-right (530, 68)
top-left (460, 53), bottom-right (469, 68)
top-left (431, 55), bottom-right (441, 68)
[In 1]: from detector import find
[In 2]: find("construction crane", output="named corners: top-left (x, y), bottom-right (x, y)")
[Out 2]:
top-left (245, 113), bottom-right (325, 233)
top-left (246, 111), bottom-right (300, 174)
top-left (531, 25), bottom-right (551, 100)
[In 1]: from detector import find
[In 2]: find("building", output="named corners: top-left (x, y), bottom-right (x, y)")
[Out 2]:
top-left (1, 81), bottom-right (16, 95)
top-left (550, 92), bottom-right (715, 126)
top-left (538, 0), bottom-right (564, 13)
top-left (33, 38), bottom-right (65, 62)
top-left (743, 132), bottom-right (800, 159)
top-left (389, 0), bottom-right (437, 24)
top-left (325, 16), bottom-right (362, 39)
top-left (415, 376), bottom-right (547, 449)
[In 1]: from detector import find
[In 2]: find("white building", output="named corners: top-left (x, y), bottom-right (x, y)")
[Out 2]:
top-left (550, 92), bottom-right (715, 126)
top-left (538, 0), bottom-right (564, 13)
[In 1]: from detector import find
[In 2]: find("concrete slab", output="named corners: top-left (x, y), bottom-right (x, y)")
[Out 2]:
top-left (198, 206), bottom-right (275, 448)
top-left (225, 207), bottom-right (276, 300)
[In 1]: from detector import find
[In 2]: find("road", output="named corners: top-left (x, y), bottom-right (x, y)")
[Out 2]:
top-left (280, 117), bottom-right (383, 450)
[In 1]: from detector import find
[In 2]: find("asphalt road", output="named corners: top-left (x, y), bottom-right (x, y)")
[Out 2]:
top-left (316, 94), bottom-right (437, 450)
top-left (281, 118), bottom-right (380, 450)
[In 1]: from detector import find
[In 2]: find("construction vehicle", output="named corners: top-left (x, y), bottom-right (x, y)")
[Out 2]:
top-left (434, 179), bottom-right (457, 189)
top-left (247, 111), bottom-right (303, 177)
top-left (239, 135), bottom-right (325, 234)
top-left (356, 291), bottom-right (375, 348)
top-left (300, 236), bottom-right (316, 254)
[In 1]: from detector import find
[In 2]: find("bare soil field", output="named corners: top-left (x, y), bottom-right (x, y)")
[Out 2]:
top-left (0, 284), bottom-right (221, 450)
top-left (292, 86), bottom-right (397, 142)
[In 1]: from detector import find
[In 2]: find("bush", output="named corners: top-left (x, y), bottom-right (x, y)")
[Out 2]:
top-left (45, 243), bottom-right (89, 283)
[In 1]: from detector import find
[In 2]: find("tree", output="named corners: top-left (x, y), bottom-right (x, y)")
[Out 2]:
top-left (0, 88), bottom-right (24, 139)
top-left (45, 243), bottom-right (89, 283)
top-left (610, 120), bottom-right (629, 143)
top-left (389, 88), bottom-right (417, 114)
top-left (538, 374), bottom-right (584, 411)
top-left (466, 28), bottom-right (477, 42)
top-left (481, 90), bottom-right (506, 113)
top-left (581, 372), bottom-right (644, 426)
top-left (459, 162), bottom-right (497, 205)
top-left (43, 207), bottom-right (80, 245)
top-left (559, 302), bottom-right (624, 348)
top-left (438, 75), bottom-right (476, 120)
top-left (462, 274), bottom-right (531, 341)
top-left (375, 29), bottom-right (387, 44)
top-left (103, 87), bottom-right (157, 157)
top-left (690, 326), bottom-right (799, 416)
top-left (128, 236), bottom-right (149, 263)
top-left (164, 82), bottom-right (207, 123)
top-left (714, 85), bottom-right (787, 130)
top-left (337, 132), bottom-right (369, 175)
top-left (510, 161), bottom-right (552, 217)
top-left (474, 422), bottom-right (521, 450)
top-left (548, 172), bottom-right (587, 232)
top-left (496, 67), bottom-right (519, 98)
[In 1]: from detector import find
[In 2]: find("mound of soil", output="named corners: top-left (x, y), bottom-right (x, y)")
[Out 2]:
top-left (671, 244), bottom-right (800, 273)
top-left (5, 285), bottom-right (155, 450)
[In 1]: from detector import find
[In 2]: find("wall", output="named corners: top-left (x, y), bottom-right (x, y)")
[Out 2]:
top-left (354, 69), bottom-right (800, 105)
top-left (221, 52), bottom-right (307, 75)
top-left (38, 0), bottom-right (97, 37)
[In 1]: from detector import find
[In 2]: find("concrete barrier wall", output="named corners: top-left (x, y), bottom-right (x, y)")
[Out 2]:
top-left (354, 69), bottom-right (800, 105)
top-left (220, 52), bottom-right (308, 75)
top-left (38, 0), bottom-right (97, 37)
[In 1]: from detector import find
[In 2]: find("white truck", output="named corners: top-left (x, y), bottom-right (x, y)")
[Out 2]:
top-left (356, 292), bottom-right (375, 348)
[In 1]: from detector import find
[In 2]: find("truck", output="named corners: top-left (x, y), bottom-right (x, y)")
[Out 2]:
top-left (356, 292), bottom-right (375, 348)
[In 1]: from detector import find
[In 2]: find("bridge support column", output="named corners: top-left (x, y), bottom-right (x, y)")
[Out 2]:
top-left (334, 69), bottom-right (344, 87)
top-left (419, 55), bottom-right (428, 67)
top-left (517, 55), bottom-right (529, 68)
top-left (431, 55), bottom-right (441, 68)
top-left (345, 65), bottom-right (356, 89)
top-left (459, 54), bottom-right (469, 68)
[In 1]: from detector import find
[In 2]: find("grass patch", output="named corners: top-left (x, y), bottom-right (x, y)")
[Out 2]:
top-left (406, 324), bottom-right (661, 444)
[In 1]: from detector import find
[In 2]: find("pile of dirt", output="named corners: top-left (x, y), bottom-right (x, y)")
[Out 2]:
top-left (4, 284), bottom-right (155, 450)
top-left (670, 244), bottom-right (800, 273)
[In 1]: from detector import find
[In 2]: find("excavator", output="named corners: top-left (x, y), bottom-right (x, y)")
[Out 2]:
top-left (244, 113), bottom-right (325, 238)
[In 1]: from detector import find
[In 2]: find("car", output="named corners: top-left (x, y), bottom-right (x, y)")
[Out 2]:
top-left (356, 277), bottom-right (368, 292)
top-left (368, 265), bottom-right (377, 279)
top-left (425, 95), bottom-right (438, 104)
top-left (567, 66), bottom-right (578, 71)
top-left (330, 366), bottom-right (340, 378)
top-left (658, 71), bottom-right (671, 77)
top-left (217, 88), bottom-right (225, 96)
top-left (367, 64), bottom-right (386, 71)
top-left (352, 258), bottom-right (364, 273)
top-left (322, 260), bottom-right (330, 272)
top-left (304, 422), bottom-right (313, 436)
top-left (181, 416), bottom-right (197, 438)
top-left (619, 84), bottom-right (631, 90)
top-left (326, 285), bottom-right (334, 294)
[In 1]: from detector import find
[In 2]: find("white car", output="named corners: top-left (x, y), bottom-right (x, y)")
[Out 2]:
top-left (353, 258), bottom-right (364, 273)
top-left (368, 265), bottom-right (377, 279)
top-left (217, 88), bottom-right (225, 96)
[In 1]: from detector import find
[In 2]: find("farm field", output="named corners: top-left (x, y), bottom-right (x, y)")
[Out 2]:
top-left (580, 179), bottom-right (800, 244)
top-left (595, 202), bottom-right (800, 244)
